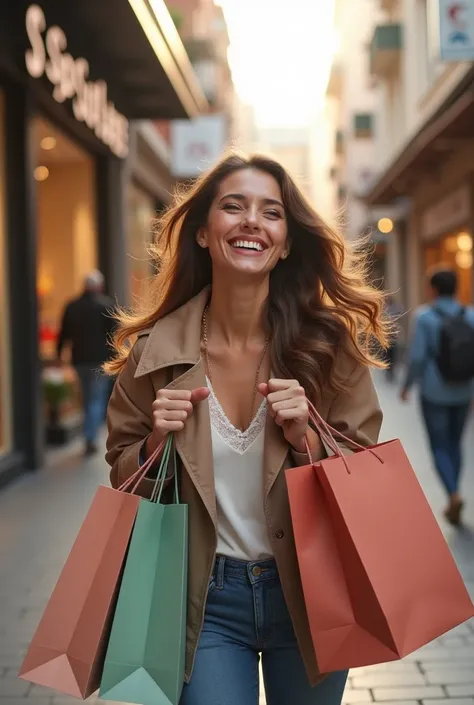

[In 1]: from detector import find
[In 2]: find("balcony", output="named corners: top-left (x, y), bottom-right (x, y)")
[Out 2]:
top-left (335, 129), bottom-right (345, 155)
top-left (183, 38), bottom-right (219, 104)
top-left (326, 62), bottom-right (343, 98)
top-left (354, 113), bottom-right (374, 138)
top-left (370, 24), bottom-right (402, 78)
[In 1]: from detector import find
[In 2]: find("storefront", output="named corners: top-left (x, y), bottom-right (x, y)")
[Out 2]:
top-left (0, 1), bottom-right (206, 486)
top-left (421, 184), bottom-right (473, 304)
top-left (0, 90), bottom-right (13, 465)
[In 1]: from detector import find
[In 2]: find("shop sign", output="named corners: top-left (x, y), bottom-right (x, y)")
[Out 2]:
top-left (421, 184), bottom-right (471, 241)
top-left (25, 4), bottom-right (129, 158)
top-left (439, 0), bottom-right (474, 62)
top-left (170, 114), bottom-right (227, 178)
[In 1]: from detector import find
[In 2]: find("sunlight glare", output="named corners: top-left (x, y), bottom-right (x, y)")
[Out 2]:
top-left (218, 0), bottom-right (337, 127)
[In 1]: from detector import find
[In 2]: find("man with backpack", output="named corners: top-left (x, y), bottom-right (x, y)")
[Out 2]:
top-left (400, 267), bottom-right (474, 527)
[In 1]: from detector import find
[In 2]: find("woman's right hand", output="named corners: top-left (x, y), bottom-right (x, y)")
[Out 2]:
top-left (145, 387), bottom-right (210, 456)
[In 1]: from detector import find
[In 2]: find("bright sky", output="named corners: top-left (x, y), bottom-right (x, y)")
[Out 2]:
top-left (218, 0), bottom-right (337, 128)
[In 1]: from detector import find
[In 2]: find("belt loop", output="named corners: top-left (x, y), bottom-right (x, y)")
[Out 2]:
top-left (216, 555), bottom-right (225, 588)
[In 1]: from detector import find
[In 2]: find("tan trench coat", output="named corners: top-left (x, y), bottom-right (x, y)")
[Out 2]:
top-left (106, 288), bottom-right (383, 686)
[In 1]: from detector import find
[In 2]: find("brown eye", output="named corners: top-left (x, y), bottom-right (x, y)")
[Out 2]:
top-left (223, 203), bottom-right (241, 211)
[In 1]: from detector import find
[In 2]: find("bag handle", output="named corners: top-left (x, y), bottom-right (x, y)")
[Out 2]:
top-left (118, 434), bottom-right (179, 502)
top-left (150, 435), bottom-right (180, 505)
top-left (304, 399), bottom-right (384, 474)
top-left (118, 437), bottom-right (167, 494)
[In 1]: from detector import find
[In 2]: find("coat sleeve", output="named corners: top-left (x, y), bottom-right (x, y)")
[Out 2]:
top-left (326, 362), bottom-right (383, 452)
top-left (290, 362), bottom-right (382, 467)
top-left (105, 338), bottom-right (157, 498)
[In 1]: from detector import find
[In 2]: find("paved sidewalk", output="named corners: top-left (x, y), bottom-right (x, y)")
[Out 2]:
top-left (0, 373), bottom-right (473, 704)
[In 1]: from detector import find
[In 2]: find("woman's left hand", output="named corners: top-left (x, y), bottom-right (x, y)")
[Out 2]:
top-left (258, 379), bottom-right (321, 455)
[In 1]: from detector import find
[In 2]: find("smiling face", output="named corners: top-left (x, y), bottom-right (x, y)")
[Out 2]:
top-left (197, 168), bottom-right (289, 279)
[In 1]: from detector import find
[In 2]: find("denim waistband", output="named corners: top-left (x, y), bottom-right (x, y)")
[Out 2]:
top-left (213, 555), bottom-right (278, 585)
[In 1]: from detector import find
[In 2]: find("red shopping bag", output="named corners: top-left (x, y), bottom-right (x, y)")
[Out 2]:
top-left (286, 402), bottom-right (474, 673)
top-left (19, 442), bottom-right (165, 699)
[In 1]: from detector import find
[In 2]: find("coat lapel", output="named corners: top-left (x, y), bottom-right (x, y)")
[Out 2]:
top-left (168, 360), bottom-right (217, 528)
top-left (264, 412), bottom-right (291, 498)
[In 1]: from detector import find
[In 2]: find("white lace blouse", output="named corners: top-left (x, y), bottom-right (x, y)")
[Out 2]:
top-left (207, 377), bottom-right (274, 561)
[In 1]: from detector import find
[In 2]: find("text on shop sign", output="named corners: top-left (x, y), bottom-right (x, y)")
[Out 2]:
top-left (25, 4), bottom-right (129, 158)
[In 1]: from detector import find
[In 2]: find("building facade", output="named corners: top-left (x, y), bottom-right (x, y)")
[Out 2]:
top-left (0, 0), bottom-right (207, 486)
top-left (363, 0), bottom-right (474, 313)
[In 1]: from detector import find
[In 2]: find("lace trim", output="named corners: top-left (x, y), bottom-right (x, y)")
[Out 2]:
top-left (207, 377), bottom-right (266, 454)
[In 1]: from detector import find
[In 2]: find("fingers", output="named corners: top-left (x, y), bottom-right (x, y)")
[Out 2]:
top-left (263, 379), bottom-right (308, 428)
top-left (274, 407), bottom-right (307, 426)
top-left (152, 398), bottom-right (193, 413)
top-left (153, 386), bottom-right (210, 435)
top-left (190, 387), bottom-right (210, 404)
top-left (267, 383), bottom-right (305, 406)
top-left (267, 378), bottom-right (300, 392)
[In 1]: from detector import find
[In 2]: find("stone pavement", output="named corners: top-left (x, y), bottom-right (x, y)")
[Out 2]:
top-left (0, 372), bottom-right (473, 705)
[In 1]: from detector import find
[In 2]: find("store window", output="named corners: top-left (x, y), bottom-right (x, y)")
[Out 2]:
top-left (0, 91), bottom-right (12, 455)
top-left (128, 184), bottom-right (156, 305)
top-left (34, 117), bottom-right (98, 433)
top-left (424, 230), bottom-right (473, 304)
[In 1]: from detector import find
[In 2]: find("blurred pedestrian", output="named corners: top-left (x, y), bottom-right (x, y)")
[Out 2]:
top-left (57, 270), bottom-right (115, 456)
top-left (384, 295), bottom-right (403, 382)
top-left (104, 152), bottom-right (388, 705)
top-left (400, 266), bottom-right (474, 526)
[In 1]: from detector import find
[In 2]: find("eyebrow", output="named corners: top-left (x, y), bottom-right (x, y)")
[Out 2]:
top-left (218, 193), bottom-right (284, 209)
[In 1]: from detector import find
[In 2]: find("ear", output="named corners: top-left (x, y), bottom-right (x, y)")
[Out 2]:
top-left (196, 227), bottom-right (209, 249)
top-left (280, 246), bottom-right (290, 260)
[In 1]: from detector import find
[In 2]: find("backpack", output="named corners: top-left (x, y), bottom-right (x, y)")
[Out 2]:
top-left (433, 306), bottom-right (474, 383)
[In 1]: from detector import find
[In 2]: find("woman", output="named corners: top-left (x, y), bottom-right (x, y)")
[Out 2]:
top-left (105, 153), bottom-right (387, 705)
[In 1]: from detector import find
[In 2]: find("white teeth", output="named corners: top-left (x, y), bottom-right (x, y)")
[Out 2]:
top-left (230, 240), bottom-right (264, 251)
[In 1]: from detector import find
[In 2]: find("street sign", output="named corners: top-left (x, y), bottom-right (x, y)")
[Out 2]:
top-left (170, 114), bottom-right (227, 179)
top-left (439, 0), bottom-right (474, 61)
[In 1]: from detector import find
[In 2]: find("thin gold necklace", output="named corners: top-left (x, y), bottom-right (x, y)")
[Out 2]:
top-left (202, 305), bottom-right (270, 427)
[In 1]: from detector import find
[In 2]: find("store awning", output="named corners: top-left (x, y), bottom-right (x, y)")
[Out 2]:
top-left (366, 84), bottom-right (474, 206)
top-left (17, 0), bottom-right (208, 120)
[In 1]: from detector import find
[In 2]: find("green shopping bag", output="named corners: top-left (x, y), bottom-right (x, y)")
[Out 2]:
top-left (99, 435), bottom-right (188, 705)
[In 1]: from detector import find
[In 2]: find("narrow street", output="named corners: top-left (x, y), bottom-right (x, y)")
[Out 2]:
top-left (0, 373), bottom-right (473, 705)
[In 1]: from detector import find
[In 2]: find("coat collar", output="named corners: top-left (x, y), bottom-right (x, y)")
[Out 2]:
top-left (134, 287), bottom-right (210, 378)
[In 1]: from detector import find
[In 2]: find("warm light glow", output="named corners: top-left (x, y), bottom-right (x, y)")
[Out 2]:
top-left (40, 136), bottom-right (57, 150)
top-left (455, 251), bottom-right (473, 269)
top-left (34, 166), bottom-right (49, 181)
top-left (445, 236), bottom-right (459, 253)
top-left (37, 273), bottom-right (54, 296)
top-left (218, 0), bottom-right (336, 127)
top-left (457, 232), bottom-right (472, 252)
top-left (378, 217), bottom-right (394, 234)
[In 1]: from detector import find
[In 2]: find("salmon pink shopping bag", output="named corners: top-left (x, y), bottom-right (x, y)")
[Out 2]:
top-left (286, 402), bottom-right (474, 673)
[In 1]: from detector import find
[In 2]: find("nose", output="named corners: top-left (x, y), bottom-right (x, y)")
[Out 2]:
top-left (242, 207), bottom-right (260, 232)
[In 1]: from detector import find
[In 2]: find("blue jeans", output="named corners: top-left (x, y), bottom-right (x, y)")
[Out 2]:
top-left (75, 365), bottom-right (109, 444)
top-left (420, 398), bottom-right (470, 496)
top-left (180, 556), bottom-right (348, 705)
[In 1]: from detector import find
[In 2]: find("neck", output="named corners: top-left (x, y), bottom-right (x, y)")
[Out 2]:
top-left (208, 273), bottom-right (269, 346)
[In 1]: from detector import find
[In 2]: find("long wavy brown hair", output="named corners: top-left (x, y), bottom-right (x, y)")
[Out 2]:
top-left (106, 151), bottom-right (389, 400)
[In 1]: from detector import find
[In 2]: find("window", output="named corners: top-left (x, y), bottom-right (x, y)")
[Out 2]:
top-left (419, 0), bottom-right (443, 87)
top-left (354, 113), bottom-right (374, 139)
top-left (0, 91), bottom-right (12, 455)
top-left (127, 184), bottom-right (156, 305)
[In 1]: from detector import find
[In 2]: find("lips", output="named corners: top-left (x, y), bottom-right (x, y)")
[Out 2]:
top-left (227, 236), bottom-right (268, 252)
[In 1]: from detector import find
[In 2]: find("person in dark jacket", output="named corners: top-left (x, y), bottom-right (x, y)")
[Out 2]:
top-left (57, 270), bottom-right (115, 455)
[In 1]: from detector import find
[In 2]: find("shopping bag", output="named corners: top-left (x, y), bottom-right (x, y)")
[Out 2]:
top-left (99, 434), bottom-right (188, 705)
top-left (286, 401), bottom-right (474, 673)
top-left (18, 438), bottom-right (167, 699)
